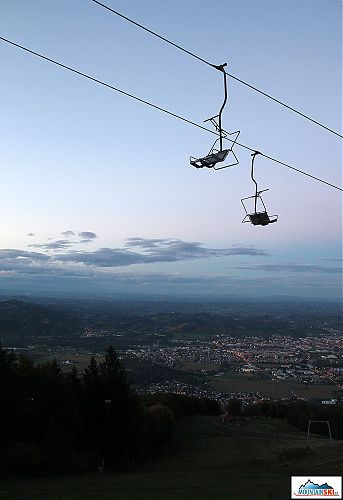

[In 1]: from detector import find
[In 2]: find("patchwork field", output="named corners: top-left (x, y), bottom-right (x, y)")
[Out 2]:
top-left (208, 372), bottom-right (337, 399)
top-left (23, 351), bottom-right (338, 399)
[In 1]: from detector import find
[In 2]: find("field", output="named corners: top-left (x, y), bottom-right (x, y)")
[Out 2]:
top-left (24, 351), bottom-right (338, 398)
top-left (22, 351), bottom-right (105, 373)
top-left (175, 358), bottom-right (220, 372)
top-left (208, 371), bottom-right (337, 399)
top-left (1, 416), bottom-right (342, 500)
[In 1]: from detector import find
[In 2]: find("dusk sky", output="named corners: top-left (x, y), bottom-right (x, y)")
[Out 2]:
top-left (0, 0), bottom-right (342, 299)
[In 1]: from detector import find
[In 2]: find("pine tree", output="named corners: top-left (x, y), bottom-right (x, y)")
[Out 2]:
top-left (100, 345), bottom-right (127, 400)
top-left (99, 346), bottom-right (141, 468)
top-left (0, 345), bottom-right (18, 447)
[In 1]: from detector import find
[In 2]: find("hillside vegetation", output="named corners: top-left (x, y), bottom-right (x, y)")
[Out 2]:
top-left (0, 300), bottom-right (83, 337)
top-left (1, 415), bottom-right (342, 500)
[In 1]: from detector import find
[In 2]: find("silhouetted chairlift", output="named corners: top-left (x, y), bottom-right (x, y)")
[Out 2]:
top-left (190, 63), bottom-right (240, 170)
top-left (241, 152), bottom-right (278, 226)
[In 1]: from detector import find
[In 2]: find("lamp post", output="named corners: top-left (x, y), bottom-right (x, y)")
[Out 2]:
top-left (103, 399), bottom-right (112, 470)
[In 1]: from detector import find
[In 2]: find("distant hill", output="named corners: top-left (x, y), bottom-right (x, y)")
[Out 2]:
top-left (0, 299), bottom-right (83, 338)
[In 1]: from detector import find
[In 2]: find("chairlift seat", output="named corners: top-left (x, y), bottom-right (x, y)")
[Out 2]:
top-left (190, 149), bottom-right (229, 169)
top-left (248, 211), bottom-right (278, 226)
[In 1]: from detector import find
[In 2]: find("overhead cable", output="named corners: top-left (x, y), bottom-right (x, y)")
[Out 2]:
top-left (0, 35), bottom-right (342, 192)
top-left (90, 0), bottom-right (343, 140)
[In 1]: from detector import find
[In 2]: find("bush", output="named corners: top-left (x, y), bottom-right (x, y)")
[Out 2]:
top-left (145, 404), bottom-right (175, 449)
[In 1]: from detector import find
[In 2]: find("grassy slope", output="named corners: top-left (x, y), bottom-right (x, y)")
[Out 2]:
top-left (1, 416), bottom-right (342, 500)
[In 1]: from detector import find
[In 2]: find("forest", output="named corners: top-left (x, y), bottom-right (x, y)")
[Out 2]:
top-left (0, 345), bottom-right (219, 476)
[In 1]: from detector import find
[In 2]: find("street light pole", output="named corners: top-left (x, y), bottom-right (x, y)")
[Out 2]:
top-left (103, 399), bottom-right (112, 470)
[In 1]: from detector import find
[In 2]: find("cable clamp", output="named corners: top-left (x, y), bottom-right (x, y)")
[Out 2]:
top-left (212, 63), bottom-right (227, 72)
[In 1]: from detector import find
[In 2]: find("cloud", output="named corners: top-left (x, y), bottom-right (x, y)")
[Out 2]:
top-left (0, 239), bottom-right (268, 283)
top-left (0, 249), bottom-right (50, 262)
top-left (0, 249), bottom-right (51, 274)
top-left (0, 237), bottom-right (268, 282)
top-left (28, 231), bottom-right (97, 251)
top-left (78, 231), bottom-right (97, 241)
top-left (61, 230), bottom-right (75, 237)
top-left (126, 237), bottom-right (174, 249)
top-left (0, 248), bottom-right (95, 278)
top-left (3, 237), bottom-right (339, 301)
top-left (127, 237), bottom-right (267, 260)
top-left (0, 244), bottom-right (340, 299)
top-left (29, 239), bottom-right (74, 251)
top-left (237, 264), bottom-right (342, 274)
top-left (58, 248), bottom-right (145, 267)
top-left (56, 239), bottom-right (268, 268)
top-left (27, 232), bottom-right (35, 237)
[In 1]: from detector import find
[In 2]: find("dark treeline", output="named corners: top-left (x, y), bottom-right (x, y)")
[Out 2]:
top-left (0, 345), bottom-right (219, 476)
top-left (244, 399), bottom-right (343, 439)
top-left (143, 392), bottom-right (221, 419)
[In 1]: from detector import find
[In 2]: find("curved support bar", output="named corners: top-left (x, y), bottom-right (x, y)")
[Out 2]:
top-left (251, 151), bottom-right (260, 213)
top-left (218, 65), bottom-right (228, 152)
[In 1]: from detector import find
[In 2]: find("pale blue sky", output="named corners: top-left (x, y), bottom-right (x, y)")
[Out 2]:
top-left (0, 0), bottom-right (341, 299)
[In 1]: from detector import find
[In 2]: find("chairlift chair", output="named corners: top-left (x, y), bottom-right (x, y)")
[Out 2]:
top-left (190, 129), bottom-right (240, 169)
top-left (241, 191), bottom-right (278, 226)
top-left (190, 63), bottom-right (240, 170)
top-left (190, 148), bottom-right (229, 169)
top-left (241, 152), bottom-right (278, 226)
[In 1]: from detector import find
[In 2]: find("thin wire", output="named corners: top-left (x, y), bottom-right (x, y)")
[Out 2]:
top-left (225, 72), bottom-right (343, 139)
top-left (91, 0), bottom-right (343, 140)
top-left (0, 35), bottom-right (342, 192)
top-left (91, 0), bottom-right (213, 69)
top-left (0, 36), bottom-right (215, 135)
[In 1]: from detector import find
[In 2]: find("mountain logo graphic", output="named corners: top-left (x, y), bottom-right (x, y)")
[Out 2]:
top-left (294, 478), bottom-right (339, 497)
